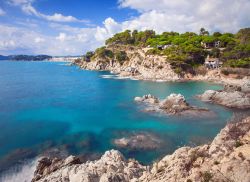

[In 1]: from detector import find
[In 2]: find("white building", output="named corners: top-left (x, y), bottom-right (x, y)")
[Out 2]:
top-left (204, 55), bottom-right (221, 69)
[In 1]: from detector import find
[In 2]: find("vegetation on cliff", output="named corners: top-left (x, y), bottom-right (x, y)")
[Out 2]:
top-left (81, 28), bottom-right (249, 74)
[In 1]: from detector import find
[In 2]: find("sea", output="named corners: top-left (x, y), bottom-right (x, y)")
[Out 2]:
top-left (0, 61), bottom-right (234, 181)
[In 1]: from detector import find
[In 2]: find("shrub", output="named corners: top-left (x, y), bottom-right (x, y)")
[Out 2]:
top-left (115, 51), bottom-right (127, 63)
top-left (213, 161), bottom-right (220, 165)
top-left (174, 67), bottom-right (182, 74)
top-left (146, 48), bottom-right (161, 55)
top-left (201, 171), bottom-right (213, 182)
top-left (221, 69), bottom-right (229, 75)
top-left (225, 58), bottom-right (250, 68)
top-left (95, 47), bottom-right (114, 58)
top-left (235, 140), bottom-right (243, 148)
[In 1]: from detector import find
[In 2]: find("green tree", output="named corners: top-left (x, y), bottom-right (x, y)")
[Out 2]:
top-left (200, 28), bottom-right (209, 36)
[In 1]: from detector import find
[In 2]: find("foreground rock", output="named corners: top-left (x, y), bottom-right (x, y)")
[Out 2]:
top-left (113, 132), bottom-right (163, 151)
top-left (198, 85), bottom-right (250, 109)
top-left (139, 116), bottom-right (250, 182)
top-left (135, 93), bottom-right (213, 117)
top-left (33, 150), bottom-right (147, 182)
top-left (32, 117), bottom-right (250, 182)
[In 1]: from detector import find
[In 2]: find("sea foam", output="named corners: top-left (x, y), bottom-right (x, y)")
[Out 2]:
top-left (0, 158), bottom-right (38, 182)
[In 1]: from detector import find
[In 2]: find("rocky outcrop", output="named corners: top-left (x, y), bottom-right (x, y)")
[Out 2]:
top-left (32, 156), bottom-right (81, 181)
top-left (32, 117), bottom-right (250, 182)
top-left (198, 85), bottom-right (250, 109)
top-left (33, 150), bottom-right (147, 182)
top-left (134, 94), bottom-right (159, 104)
top-left (139, 116), bottom-right (250, 182)
top-left (113, 132), bottom-right (163, 151)
top-left (135, 93), bottom-right (213, 116)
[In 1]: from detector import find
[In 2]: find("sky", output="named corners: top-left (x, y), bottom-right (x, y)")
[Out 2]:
top-left (0, 0), bottom-right (249, 56)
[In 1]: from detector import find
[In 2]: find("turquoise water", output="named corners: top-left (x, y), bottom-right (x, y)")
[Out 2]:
top-left (0, 61), bottom-right (233, 171)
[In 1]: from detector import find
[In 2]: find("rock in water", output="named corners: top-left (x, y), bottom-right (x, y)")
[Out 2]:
top-left (134, 93), bottom-right (213, 116)
top-left (134, 94), bottom-right (159, 104)
top-left (159, 93), bottom-right (189, 114)
top-left (198, 86), bottom-right (250, 109)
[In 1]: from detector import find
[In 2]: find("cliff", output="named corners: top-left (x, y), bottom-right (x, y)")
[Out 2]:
top-left (76, 45), bottom-right (180, 81)
top-left (75, 45), bottom-right (250, 91)
top-left (32, 116), bottom-right (250, 182)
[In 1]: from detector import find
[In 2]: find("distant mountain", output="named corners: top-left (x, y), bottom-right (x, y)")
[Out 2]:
top-left (0, 55), bottom-right (52, 61)
top-left (9, 55), bottom-right (52, 61)
top-left (0, 55), bottom-right (10, 60)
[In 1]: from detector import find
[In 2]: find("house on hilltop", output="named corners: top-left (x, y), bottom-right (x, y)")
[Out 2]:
top-left (201, 40), bottom-right (221, 49)
top-left (204, 55), bottom-right (222, 69)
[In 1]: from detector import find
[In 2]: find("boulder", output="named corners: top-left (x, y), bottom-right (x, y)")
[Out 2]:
top-left (32, 150), bottom-right (147, 182)
top-left (198, 89), bottom-right (250, 109)
top-left (159, 94), bottom-right (190, 113)
top-left (134, 94), bottom-right (159, 104)
top-left (224, 84), bottom-right (242, 92)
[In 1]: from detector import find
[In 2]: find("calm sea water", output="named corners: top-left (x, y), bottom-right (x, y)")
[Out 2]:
top-left (0, 61), bottom-right (233, 172)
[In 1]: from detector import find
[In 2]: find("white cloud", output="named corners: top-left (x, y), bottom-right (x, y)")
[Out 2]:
top-left (8, 0), bottom-right (33, 6)
top-left (0, 8), bottom-right (6, 16)
top-left (1, 0), bottom-right (249, 56)
top-left (0, 24), bottom-right (103, 56)
top-left (8, 0), bottom-right (88, 23)
top-left (34, 37), bottom-right (44, 43)
top-left (56, 33), bottom-right (68, 42)
top-left (95, 18), bottom-right (122, 41)
top-left (119, 0), bottom-right (250, 33)
top-left (21, 3), bottom-right (88, 23)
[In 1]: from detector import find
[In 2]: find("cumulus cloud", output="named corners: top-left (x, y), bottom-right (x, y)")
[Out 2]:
top-left (95, 18), bottom-right (122, 41)
top-left (119, 0), bottom-right (250, 33)
top-left (0, 24), bottom-right (103, 56)
top-left (1, 0), bottom-right (249, 56)
top-left (34, 37), bottom-right (44, 43)
top-left (9, 0), bottom-right (88, 23)
top-left (0, 8), bottom-right (6, 16)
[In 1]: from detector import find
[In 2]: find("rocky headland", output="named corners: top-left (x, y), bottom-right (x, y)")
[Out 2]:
top-left (77, 45), bottom-right (180, 81)
top-left (32, 116), bottom-right (250, 182)
top-left (134, 93), bottom-right (214, 117)
top-left (75, 44), bottom-right (250, 89)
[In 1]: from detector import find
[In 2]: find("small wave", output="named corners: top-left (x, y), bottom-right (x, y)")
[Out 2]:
top-left (114, 76), bottom-right (129, 80)
top-left (0, 158), bottom-right (38, 182)
top-left (100, 75), bottom-right (117, 79)
top-left (156, 80), bottom-right (166, 82)
top-left (130, 78), bottom-right (139, 81)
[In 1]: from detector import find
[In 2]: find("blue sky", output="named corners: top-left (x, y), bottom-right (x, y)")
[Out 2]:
top-left (0, 0), bottom-right (249, 56)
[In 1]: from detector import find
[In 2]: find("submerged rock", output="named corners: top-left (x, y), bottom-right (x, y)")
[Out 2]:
top-left (198, 85), bottom-right (250, 109)
top-left (113, 132), bottom-right (163, 151)
top-left (135, 93), bottom-right (213, 116)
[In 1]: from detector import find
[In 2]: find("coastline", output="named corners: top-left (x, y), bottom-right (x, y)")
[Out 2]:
top-left (31, 116), bottom-right (250, 182)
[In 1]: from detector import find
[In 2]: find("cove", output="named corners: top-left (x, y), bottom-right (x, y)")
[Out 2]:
top-left (0, 61), bottom-right (233, 172)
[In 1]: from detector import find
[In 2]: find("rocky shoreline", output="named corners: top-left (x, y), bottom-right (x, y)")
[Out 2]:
top-left (74, 45), bottom-right (250, 91)
top-left (31, 116), bottom-right (250, 182)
